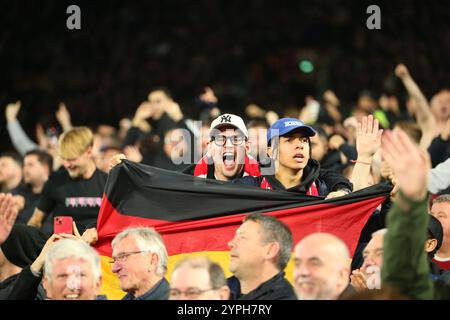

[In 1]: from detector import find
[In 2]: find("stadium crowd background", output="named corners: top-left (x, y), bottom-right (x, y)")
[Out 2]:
top-left (1, 0), bottom-right (449, 149)
top-left (0, 0), bottom-right (450, 302)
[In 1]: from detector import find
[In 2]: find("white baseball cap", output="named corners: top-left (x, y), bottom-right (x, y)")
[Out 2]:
top-left (209, 114), bottom-right (249, 138)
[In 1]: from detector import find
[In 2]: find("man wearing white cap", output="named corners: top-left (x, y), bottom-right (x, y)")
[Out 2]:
top-left (182, 113), bottom-right (261, 181)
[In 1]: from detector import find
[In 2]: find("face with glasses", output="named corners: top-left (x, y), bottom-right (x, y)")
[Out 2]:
top-left (111, 235), bottom-right (158, 297)
top-left (169, 266), bottom-right (229, 300)
top-left (209, 127), bottom-right (250, 181)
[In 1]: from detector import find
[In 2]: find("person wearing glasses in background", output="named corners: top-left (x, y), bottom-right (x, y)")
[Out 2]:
top-left (169, 256), bottom-right (230, 300)
top-left (111, 227), bottom-right (169, 300)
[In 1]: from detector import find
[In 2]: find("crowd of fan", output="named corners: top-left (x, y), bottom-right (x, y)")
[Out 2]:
top-left (0, 63), bottom-right (449, 300)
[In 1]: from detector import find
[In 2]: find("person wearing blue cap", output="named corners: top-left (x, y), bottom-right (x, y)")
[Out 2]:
top-left (233, 118), bottom-right (352, 198)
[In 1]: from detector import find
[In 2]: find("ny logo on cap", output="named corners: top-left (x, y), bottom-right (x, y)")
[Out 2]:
top-left (220, 115), bottom-right (232, 123)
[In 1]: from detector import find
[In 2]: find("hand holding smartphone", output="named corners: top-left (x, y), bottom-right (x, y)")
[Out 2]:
top-left (54, 216), bottom-right (74, 234)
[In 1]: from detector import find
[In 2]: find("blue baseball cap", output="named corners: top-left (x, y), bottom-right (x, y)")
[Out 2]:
top-left (267, 118), bottom-right (316, 146)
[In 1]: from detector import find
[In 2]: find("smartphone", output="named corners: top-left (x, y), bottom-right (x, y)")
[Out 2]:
top-left (54, 216), bottom-right (73, 234)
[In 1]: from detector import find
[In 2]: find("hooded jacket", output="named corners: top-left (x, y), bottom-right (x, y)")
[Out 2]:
top-left (233, 159), bottom-right (352, 197)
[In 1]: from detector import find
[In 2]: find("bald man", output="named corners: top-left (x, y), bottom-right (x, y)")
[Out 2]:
top-left (293, 233), bottom-right (351, 300)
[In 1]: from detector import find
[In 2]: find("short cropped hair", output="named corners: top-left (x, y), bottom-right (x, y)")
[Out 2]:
top-left (57, 127), bottom-right (94, 159)
top-left (25, 149), bottom-right (53, 172)
top-left (394, 121), bottom-right (422, 145)
top-left (0, 151), bottom-right (23, 166)
top-left (243, 214), bottom-right (293, 270)
top-left (44, 239), bottom-right (101, 284)
top-left (173, 256), bottom-right (226, 289)
top-left (433, 194), bottom-right (450, 205)
top-left (112, 227), bottom-right (168, 276)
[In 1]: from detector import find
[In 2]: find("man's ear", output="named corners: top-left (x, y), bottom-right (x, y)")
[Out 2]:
top-left (267, 146), bottom-right (273, 158)
top-left (95, 276), bottom-right (103, 295)
top-left (245, 139), bottom-right (251, 154)
top-left (42, 275), bottom-right (51, 299)
top-left (425, 239), bottom-right (437, 253)
top-left (219, 286), bottom-right (231, 300)
top-left (265, 241), bottom-right (280, 262)
top-left (86, 146), bottom-right (93, 157)
top-left (149, 253), bottom-right (160, 273)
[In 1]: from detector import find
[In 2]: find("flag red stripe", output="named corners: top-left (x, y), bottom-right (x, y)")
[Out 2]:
top-left (95, 194), bottom-right (384, 258)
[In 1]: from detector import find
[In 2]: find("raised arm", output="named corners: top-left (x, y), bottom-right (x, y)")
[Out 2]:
top-left (27, 208), bottom-right (47, 229)
top-left (381, 128), bottom-right (434, 299)
top-left (395, 64), bottom-right (437, 149)
top-left (55, 102), bottom-right (73, 132)
top-left (5, 101), bottom-right (39, 155)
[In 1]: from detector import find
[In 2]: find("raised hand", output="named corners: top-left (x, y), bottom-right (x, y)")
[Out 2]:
top-left (350, 269), bottom-right (368, 292)
top-left (55, 102), bottom-right (73, 132)
top-left (109, 153), bottom-right (127, 171)
top-left (394, 64), bottom-right (410, 80)
top-left (123, 145), bottom-right (143, 163)
top-left (200, 86), bottom-right (218, 104)
top-left (0, 193), bottom-right (19, 245)
top-left (165, 101), bottom-right (184, 122)
top-left (356, 115), bottom-right (383, 161)
top-left (5, 101), bottom-right (21, 123)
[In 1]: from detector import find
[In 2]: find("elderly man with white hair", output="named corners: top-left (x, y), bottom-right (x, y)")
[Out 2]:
top-left (111, 227), bottom-right (169, 300)
top-left (43, 238), bottom-right (102, 300)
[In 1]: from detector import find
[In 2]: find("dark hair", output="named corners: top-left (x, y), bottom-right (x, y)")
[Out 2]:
top-left (394, 121), bottom-right (422, 145)
top-left (311, 125), bottom-right (329, 141)
top-left (0, 151), bottom-right (23, 166)
top-left (24, 149), bottom-right (53, 172)
top-left (149, 86), bottom-right (174, 100)
top-left (173, 256), bottom-right (226, 289)
top-left (247, 119), bottom-right (269, 130)
top-left (243, 214), bottom-right (293, 270)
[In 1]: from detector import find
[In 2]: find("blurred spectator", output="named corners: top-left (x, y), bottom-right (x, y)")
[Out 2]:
top-left (11, 150), bottom-right (53, 224)
top-left (27, 127), bottom-right (107, 235)
top-left (246, 119), bottom-right (270, 165)
top-left (380, 127), bottom-right (450, 299)
top-left (0, 152), bottom-right (23, 193)
top-left (169, 256), bottom-right (230, 300)
top-left (431, 195), bottom-right (450, 270)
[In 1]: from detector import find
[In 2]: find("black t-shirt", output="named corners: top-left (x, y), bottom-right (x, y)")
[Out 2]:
top-left (11, 184), bottom-right (40, 224)
top-left (37, 168), bottom-right (107, 234)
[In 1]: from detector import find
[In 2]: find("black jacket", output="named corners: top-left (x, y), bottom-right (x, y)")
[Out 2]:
top-left (122, 277), bottom-right (169, 300)
top-left (227, 272), bottom-right (297, 300)
top-left (6, 266), bottom-right (46, 300)
top-left (0, 274), bottom-right (20, 299)
top-left (233, 159), bottom-right (352, 197)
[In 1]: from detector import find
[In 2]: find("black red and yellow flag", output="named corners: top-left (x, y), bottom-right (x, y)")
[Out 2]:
top-left (94, 160), bottom-right (390, 299)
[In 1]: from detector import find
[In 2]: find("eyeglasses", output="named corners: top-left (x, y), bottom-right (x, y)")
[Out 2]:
top-left (109, 250), bottom-right (151, 264)
top-left (169, 288), bottom-right (217, 299)
top-left (212, 135), bottom-right (246, 146)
